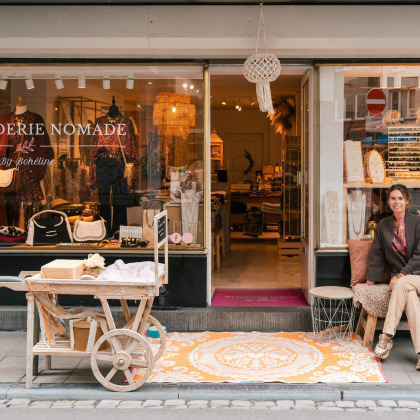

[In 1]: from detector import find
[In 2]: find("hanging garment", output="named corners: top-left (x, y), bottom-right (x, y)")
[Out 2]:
top-left (96, 157), bottom-right (127, 234)
top-left (89, 114), bottom-right (138, 189)
top-left (0, 111), bottom-right (54, 203)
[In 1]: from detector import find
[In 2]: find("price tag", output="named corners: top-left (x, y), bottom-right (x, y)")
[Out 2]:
top-left (182, 232), bottom-right (193, 244)
top-left (171, 232), bottom-right (182, 244)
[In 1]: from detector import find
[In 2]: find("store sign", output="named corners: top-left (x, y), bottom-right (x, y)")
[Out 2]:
top-left (366, 89), bottom-right (386, 115)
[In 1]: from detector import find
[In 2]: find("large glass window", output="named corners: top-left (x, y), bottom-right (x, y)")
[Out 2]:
top-left (319, 65), bottom-right (420, 248)
top-left (0, 65), bottom-right (205, 251)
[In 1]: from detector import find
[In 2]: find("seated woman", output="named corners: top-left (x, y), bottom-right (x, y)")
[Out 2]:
top-left (365, 184), bottom-right (420, 368)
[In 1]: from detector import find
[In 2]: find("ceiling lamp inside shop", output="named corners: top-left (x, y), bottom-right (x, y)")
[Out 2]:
top-left (243, 4), bottom-right (281, 114)
top-left (153, 92), bottom-right (196, 137)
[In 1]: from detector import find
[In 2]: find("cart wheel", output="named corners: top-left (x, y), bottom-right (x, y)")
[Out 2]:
top-left (145, 315), bottom-right (167, 363)
top-left (91, 329), bottom-right (153, 392)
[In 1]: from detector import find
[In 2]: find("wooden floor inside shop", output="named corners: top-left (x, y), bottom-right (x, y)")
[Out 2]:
top-left (211, 234), bottom-right (301, 294)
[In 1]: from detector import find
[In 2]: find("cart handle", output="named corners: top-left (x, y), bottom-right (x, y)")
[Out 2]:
top-left (0, 276), bottom-right (25, 283)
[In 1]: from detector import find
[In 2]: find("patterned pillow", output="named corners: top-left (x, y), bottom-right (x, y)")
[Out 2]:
top-left (348, 239), bottom-right (372, 287)
top-left (0, 226), bottom-right (26, 237)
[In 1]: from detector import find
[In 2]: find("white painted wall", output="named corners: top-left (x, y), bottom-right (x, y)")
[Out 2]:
top-left (1, 5), bottom-right (420, 59)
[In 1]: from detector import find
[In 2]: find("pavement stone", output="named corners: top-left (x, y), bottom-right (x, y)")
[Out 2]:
top-left (165, 399), bottom-right (186, 406)
top-left (377, 400), bottom-right (398, 407)
top-left (230, 406), bottom-right (250, 409)
top-left (393, 408), bottom-right (413, 411)
top-left (117, 401), bottom-right (143, 408)
top-left (187, 400), bottom-right (209, 405)
top-left (7, 398), bottom-right (30, 407)
top-left (270, 406), bottom-right (292, 410)
top-left (73, 400), bottom-right (96, 408)
top-left (317, 407), bottom-right (344, 411)
top-left (231, 400), bottom-right (251, 407)
top-left (355, 400), bottom-right (377, 408)
top-left (29, 400), bottom-right (54, 408)
top-left (254, 401), bottom-right (275, 407)
top-left (275, 400), bottom-right (293, 408)
top-left (317, 401), bottom-right (336, 407)
top-left (295, 400), bottom-right (315, 407)
top-left (51, 400), bottom-right (76, 408)
top-left (398, 400), bottom-right (420, 408)
top-left (368, 407), bottom-right (393, 411)
top-left (188, 405), bottom-right (209, 409)
top-left (251, 406), bottom-right (269, 409)
top-left (95, 400), bottom-right (120, 409)
top-left (143, 400), bottom-right (163, 407)
top-left (347, 409), bottom-right (368, 412)
top-left (210, 400), bottom-right (230, 406)
top-left (174, 406), bottom-right (188, 409)
top-left (336, 401), bottom-right (355, 408)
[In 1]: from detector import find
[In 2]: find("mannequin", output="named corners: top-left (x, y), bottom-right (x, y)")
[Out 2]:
top-left (89, 97), bottom-right (138, 234)
top-left (347, 189), bottom-right (367, 240)
top-left (0, 96), bottom-right (54, 227)
top-left (15, 96), bottom-right (27, 115)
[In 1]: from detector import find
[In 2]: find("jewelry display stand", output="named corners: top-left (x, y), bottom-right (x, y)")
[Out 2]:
top-left (347, 190), bottom-right (366, 240)
top-left (344, 141), bottom-right (364, 182)
top-left (323, 191), bottom-right (339, 245)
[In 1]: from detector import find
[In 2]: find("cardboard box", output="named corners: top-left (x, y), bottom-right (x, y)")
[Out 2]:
top-left (41, 259), bottom-right (84, 279)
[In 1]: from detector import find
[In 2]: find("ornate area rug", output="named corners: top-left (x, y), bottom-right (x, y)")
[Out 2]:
top-left (211, 289), bottom-right (308, 306)
top-left (133, 332), bottom-right (386, 383)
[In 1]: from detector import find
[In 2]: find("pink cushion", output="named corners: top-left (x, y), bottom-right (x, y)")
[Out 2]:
top-left (348, 239), bottom-right (372, 287)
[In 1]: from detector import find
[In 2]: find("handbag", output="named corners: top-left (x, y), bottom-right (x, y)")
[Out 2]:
top-left (27, 210), bottom-right (73, 246)
top-left (0, 131), bottom-right (25, 193)
top-left (117, 134), bottom-right (135, 187)
top-left (142, 201), bottom-right (161, 245)
top-left (73, 217), bottom-right (107, 242)
top-left (51, 203), bottom-right (84, 217)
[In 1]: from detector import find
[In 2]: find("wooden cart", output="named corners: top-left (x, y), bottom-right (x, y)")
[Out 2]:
top-left (0, 211), bottom-right (168, 392)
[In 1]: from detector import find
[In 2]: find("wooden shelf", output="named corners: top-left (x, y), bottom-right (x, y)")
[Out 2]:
top-left (344, 181), bottom-right (420, 188)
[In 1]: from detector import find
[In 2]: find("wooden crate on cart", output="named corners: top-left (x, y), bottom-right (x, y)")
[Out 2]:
top-left (277, 239), bottom-right (301, 261)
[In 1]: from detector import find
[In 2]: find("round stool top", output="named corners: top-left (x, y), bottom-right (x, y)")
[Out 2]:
top-left (309, 286), bottom-right (354, 299)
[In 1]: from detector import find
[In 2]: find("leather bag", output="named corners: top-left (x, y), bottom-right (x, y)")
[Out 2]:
top-left (0, 168), bottom-right (20, 192)
top-left (27, 210), bottom-right (73, 246)
top-left (73, 217), bottom-right (107, 242)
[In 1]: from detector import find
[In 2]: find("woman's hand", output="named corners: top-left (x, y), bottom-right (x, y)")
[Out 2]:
top-left (389, 276), bottom-right (397, 291)
top-left (354, 280), bottom-right (375, 287)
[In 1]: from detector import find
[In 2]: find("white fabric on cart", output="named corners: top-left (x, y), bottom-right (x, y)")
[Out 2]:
top-left (97, 260), bottom-right (165, 285)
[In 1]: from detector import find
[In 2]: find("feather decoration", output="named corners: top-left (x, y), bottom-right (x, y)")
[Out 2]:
top-left (269, 97), bottom-right (296, 135)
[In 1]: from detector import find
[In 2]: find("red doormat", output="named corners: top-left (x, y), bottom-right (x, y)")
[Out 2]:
top-left (212, 288), bottom-right (308, 307)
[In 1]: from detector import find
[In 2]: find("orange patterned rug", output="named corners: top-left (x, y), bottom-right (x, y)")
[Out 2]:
top-left (132, 332), bottom-right (386, 383)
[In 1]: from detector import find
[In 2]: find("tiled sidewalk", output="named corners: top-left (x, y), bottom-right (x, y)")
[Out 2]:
top-left (0, 330), bottom-right (419, 385)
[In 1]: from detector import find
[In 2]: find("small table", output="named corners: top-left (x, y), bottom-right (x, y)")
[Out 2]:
top-left (309, 286), bottom-right (355, 342)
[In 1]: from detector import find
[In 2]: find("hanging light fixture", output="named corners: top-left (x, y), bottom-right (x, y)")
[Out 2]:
top-left (243, 4), bottom-right (281, 114)
top-left (126, 76), bottom-right (134, 90)
top-left (54, 76), bottom-right (64, 90)
top-left (153, 92), bottom-right (196, 137)
top-left (0, 79), bottom-right (8, 90)
top-left (78, 76), bottom-right (86, 89)
top-left (25, 77), bottom-right (34, 90)
top-left (102, 76), bottom-right (110, 90)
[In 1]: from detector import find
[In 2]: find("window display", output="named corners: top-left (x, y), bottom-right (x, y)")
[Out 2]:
top-left (0, 65), bottom-right (205, 251)
top-left (319, 65), bottom-right (420, 248)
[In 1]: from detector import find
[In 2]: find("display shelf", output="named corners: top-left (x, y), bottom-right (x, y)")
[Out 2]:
top-left (388, 126), bottom-right (420, 177)
top-left (344, 181), bottom-right (420, 189)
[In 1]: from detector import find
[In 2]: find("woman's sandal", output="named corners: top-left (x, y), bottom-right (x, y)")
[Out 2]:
top-left (374, 334), bottom-right (393, 359)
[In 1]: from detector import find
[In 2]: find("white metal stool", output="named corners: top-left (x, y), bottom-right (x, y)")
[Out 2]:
top-left (309, 286), bottom-right (355, 343)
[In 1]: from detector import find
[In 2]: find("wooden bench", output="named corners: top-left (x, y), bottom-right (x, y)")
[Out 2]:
top-left (356, 307), bottom-right (409, 348)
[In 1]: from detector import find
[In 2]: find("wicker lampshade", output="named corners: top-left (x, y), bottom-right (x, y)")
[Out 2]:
top-left (153, 92), bottom-right (196, 137)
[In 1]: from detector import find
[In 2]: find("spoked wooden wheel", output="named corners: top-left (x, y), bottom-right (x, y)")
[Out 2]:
top-left (145, 315), bottom-right (167, 363)
top-left (91, 329), bottom-right (153, 392)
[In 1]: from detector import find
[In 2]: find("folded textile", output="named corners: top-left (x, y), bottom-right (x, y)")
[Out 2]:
top-left (352, 284), bottom-right (391, 318)
top-left (97, 259), bottom-right (165, 285)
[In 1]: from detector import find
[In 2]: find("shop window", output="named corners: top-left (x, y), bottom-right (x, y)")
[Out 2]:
top-left (319, 65), bottom-right (420, 248)
top-left (0, 65), bottom-right (205, 251)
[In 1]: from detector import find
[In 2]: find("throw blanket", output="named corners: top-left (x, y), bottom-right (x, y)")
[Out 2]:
top-left (353, 284), bottom-right (391, 318)
top-left (97, 259), bottom-right (164, 285)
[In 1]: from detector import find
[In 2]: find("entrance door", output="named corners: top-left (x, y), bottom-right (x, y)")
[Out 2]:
top-left (300, 70), bottom-right (315, 302)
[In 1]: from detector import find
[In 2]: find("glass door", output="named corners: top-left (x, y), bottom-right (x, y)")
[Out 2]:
top-left (300, 69), bottom-right (315, 302)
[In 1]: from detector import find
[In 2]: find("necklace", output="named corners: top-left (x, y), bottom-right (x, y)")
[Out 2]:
top-left (13, 111), bottom-right (28, 127)
top-left (350, 196), bottom-right (363, 236)
top-left (325, 192), bottom-right (338, 242)
top-left (107, 114), bottom-right (120, 124)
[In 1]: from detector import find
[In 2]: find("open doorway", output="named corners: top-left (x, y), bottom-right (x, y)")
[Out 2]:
top-left (209, 66), bottom-right (311, 307)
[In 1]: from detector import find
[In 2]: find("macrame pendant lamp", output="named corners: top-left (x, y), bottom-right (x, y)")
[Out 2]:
top-left (243, 3), bottom-right (281, 114)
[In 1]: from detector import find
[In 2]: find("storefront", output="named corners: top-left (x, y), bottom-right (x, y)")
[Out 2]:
top-left (1, 3), bottom-right (420, 318)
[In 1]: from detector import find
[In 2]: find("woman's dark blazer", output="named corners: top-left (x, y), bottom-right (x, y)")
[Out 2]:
top-left (366, 211), bottom-right (420, 283)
